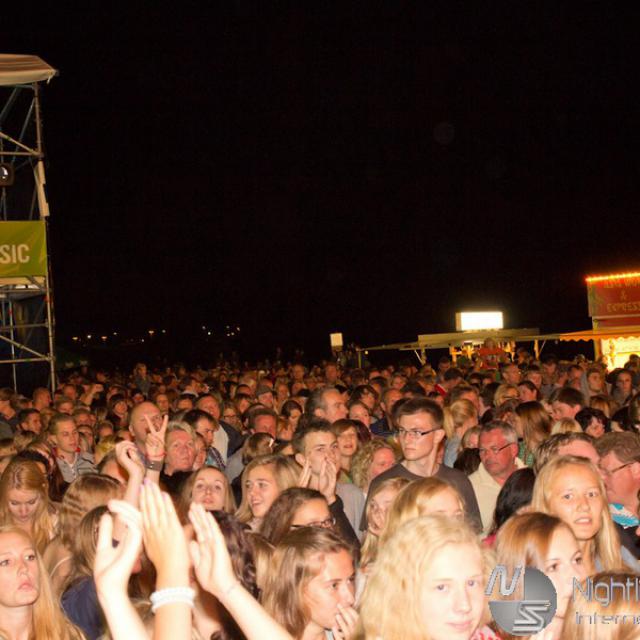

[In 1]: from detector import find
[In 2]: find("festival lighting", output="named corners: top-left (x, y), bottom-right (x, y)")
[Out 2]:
top-left (585, 271), bottom-right (640, 283)
top-left (455, 311), bottom-right (504, 331)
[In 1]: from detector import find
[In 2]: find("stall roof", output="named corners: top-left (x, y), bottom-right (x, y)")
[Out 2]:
top-left (559, 327), bottom-right (640, 342)
top-left (358, 328), bottom-right (561, 353)
top-left (0, 55), bottom-right (57, 86)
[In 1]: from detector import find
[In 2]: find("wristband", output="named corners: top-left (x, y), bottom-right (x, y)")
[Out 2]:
top-left (145, 459), bottom-right (163, 472)
top-left (150, 586), bottom-right (195, 613)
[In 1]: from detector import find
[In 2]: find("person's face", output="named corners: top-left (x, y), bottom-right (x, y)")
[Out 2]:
top-left (257, 392), bottom-right (274, 408)
top-left (585, 416), bottom-right (605, 439)
top-left (7, 489), bottom-right (40, 524)
top-left (551, 401), bottom-right (580, 422)
top-left (617, 373), bottom-right (633, 394)
top-left (98, 424), bottom-right (114, 440)
top-left (397, 411), bottom-right (444, 463)
top-left (197, 396), bottom-right (221, 420)
top-left (304, 549), bottom-right (355, 631)
top-left (192, 468), bottom-right (227, 512)
top-left (502, 366), bottom-right (521, 385)
top-left (478, 430), bottom-right (517, 481)
top-left (349, 404), bottom-right (370, 427)
top-left (587, 372), bottom-right (603, 392)
top-left (368, 448), bottom-right (396, 482)
top-left (544, 526), bottom-right (586, 622)
top-left (498, 388), bottom-right (519, 405)
top-left (291, 498), bottom-right (332, 529)
top-left (336, 428), bottom-right (358, 458)
top-left (177, 397), bottom-right (194, 411)
top-left (57, 401), bottom-right (74, 415)
top-left (518, 385), bottom-right (537, 403)
top-left (557, 441), bottom-right (599, 466)
top-left (254, 415), bottom-right (277, 438)
top-left (527, 372), bottom-right (542, 389)
top-left (547, 465), bottom-right (603, 542)
top-left (129, 402), bottom-right (162, 444)
top-left (598, 452), bottom-right (640, 508)
top-left (155, 394), bottom-right (170, 414)
top-left (382, 389), bottom-right (403, 419)
top-left (193, 439), bottom-right (206, 470)
top-left (195, 417), bottom-right (216, 447)
top-left (292, 365), bottom-right (305, 382)
top-left (245, 464), bottom-right (280, 518)
top-left (21, 413), bottom-right (42, 435)
top-left (423, 488), bottom-right (464, 520)
top-left (319, 390), bottom-right (348, 424)
top-left (165, 431), bottom-right (196, 472)
top-left (74, 412), bottom-right (93, 428)
top-left (53, 420), bottom-right (79, 454)
top-left (299, 431), bottom-right (339, 476)
top-left (325, 365), bottom-right (338, 384)
top-left (0, 532), bottom-right (40, 608)
top-left (464, 433), bottom-right (479, 449)
top-left (359, 389), bottom-right (376, 411)
top-left (287, 408), bottom-right (302, 431)
top-left (459, 391), bottom-right (480, 412)
top-left (368, 486), bottom-right (400, 535)
top-left (420, 543), bottom-right (485, 640)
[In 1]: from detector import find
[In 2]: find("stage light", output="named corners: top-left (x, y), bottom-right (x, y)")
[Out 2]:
top-left (0, 163), bottom-right (14, 187)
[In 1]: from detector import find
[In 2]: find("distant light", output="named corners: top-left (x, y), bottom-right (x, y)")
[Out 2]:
top-left (330, 333), bottom-right (344, 349)
top-left (86, 334), bottom-right (92, 339)
top-left (72, 336), bottom-right (79, 341)
top-left (236, 326), bottom-right (240, 331)
top-left (586, 271), bottom-right (640, 283)
top-left (101, 336), bottom-right (108, 341)
top-left (141, 338), bottom-right (145, 343)
top-left (113, 332), bottom-right (118, 336)
top-left (161, 329), bottom-right (166, 334)
top-left (207, 331), bottom-right (211, 336)
top-left (148, 329), bottom-right (155, 336)
top-left (202, 326), bottom-right (206, 331)
top-left (455, 311), bottom-right (504, 331)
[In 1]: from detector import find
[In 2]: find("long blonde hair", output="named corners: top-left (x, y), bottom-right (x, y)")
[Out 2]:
top-left (443, 399), bottom-right (477, 439)
top-left (0, 526), bottom-right (84, 640)
top-left (235, 454), bottom-right (300, 524)
top-left (0, 459), bottom-right (57, 554)
top-left (531, 456), bottom-right (622, 570)
top-left (378, 477), bottom-right (465, 549)
top-left (262, 527), bottom-right (353, 639)
top-left (562, 571), bottom-right (640, 640)
top-left (358, 515), bottom-right (490, 640)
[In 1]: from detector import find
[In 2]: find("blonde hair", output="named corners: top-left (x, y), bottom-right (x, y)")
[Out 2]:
top-left (551, 418), bottom-right (582, 434)
top-left (360, 477), bottom-right (411, 568)
top-left (235, 454), bottom-right (300, 524)
top-left (494, 383), bottom-right (519, 407)
top-left (350, 439), bottom-right (401, 491)
top-left (532, 456), bottom-right (622, 570)
top-left (93, 435), bottom-right (117, 465)
top-left (0, 459), bottom-right (56, 554)
top-left (0, 526), bottom-right (84, 640)
top-left (515, 401), bottom-right (551, 454)
top-left (13, 431), bottom-right (36, 452)
top-left (58, 473), bottom-right (122, 548)
top-left (358, 515), bottom-right (489, 640)
top-left (443, 399), bottom-right (477, 439)
top-left (562, 571), bottom-right (640, 640)
top-left (378, 477), bottom-right (466, 550)
top-left (262, 527), bottom-right (353, 638)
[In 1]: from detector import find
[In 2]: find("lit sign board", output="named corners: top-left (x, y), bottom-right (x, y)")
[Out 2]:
top-left (586, 271), bottom-right (640, 319)
top-left (455, 311), bottom-right (504, 331)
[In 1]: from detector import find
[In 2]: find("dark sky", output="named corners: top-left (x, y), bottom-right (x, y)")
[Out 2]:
top-left (5, 4), bottom-right (640, 362)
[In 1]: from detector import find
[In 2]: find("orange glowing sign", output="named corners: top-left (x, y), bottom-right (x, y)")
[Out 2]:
top-left (586, 271), bottom-right (640, 319)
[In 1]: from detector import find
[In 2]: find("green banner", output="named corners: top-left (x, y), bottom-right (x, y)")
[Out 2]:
top-left (0, 221), bottom-right (48, 277)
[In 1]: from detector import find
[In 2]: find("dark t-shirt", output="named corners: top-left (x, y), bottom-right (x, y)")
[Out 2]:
top-left (362, 462), bottom-right (482, 532)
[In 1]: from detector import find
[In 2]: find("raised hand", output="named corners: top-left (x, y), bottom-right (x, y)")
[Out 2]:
top-left (298, 459), bottom-right (312, 488)
top-left (331, 604), bottom-right (359, 640)
top-left (188, 502), bottom-right (238, 599)
top-left (115, 440), bottom-right (145, 479)
top-left (144, 413), bottom-right (168, 460)
top-left (94, 499), bottom-right (143, 597)
top-left (140, 481), bottom-right (190, 588)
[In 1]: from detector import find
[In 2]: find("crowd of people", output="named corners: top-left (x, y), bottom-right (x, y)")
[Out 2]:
top-left (1, 350), bottom-right (640, 639)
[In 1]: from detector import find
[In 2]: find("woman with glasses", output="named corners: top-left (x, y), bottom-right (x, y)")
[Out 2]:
top-left (260, 487), bottom-right (359, 549)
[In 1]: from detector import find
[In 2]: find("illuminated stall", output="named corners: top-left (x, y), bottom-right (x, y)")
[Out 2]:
top-left (559, 271), bottom-right (640, 368)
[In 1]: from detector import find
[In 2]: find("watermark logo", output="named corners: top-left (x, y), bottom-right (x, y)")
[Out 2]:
top-left (486, 565), bottom-right (557, 636)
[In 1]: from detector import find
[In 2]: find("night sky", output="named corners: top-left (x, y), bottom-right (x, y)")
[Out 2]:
top-left (4, 5), bottom-right (640, 363)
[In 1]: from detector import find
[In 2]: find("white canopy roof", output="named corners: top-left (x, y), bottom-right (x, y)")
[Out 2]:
top-left (0, 54), bottom-right (57, 86)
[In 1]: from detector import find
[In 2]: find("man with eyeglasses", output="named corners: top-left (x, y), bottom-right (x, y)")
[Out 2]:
top-left (364, 397), bottom-right (481, 531)
top-left (595, 432), bottom-right (640, 558)
top-left (469, 421), bottom-right (524, 535)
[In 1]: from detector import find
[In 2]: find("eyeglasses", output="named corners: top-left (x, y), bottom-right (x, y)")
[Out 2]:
top-left (598, 462), bottom-right (635, 478)
top-left (291, 517), bottom-right (336, 529)
top-left (395, 427), bottom-right (439, 440)
top-left (478, 443), bottom-right (514, 456)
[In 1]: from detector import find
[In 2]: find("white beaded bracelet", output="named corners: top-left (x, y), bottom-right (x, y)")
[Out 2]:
top-left (150, 586), bottom-right (196, 613)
